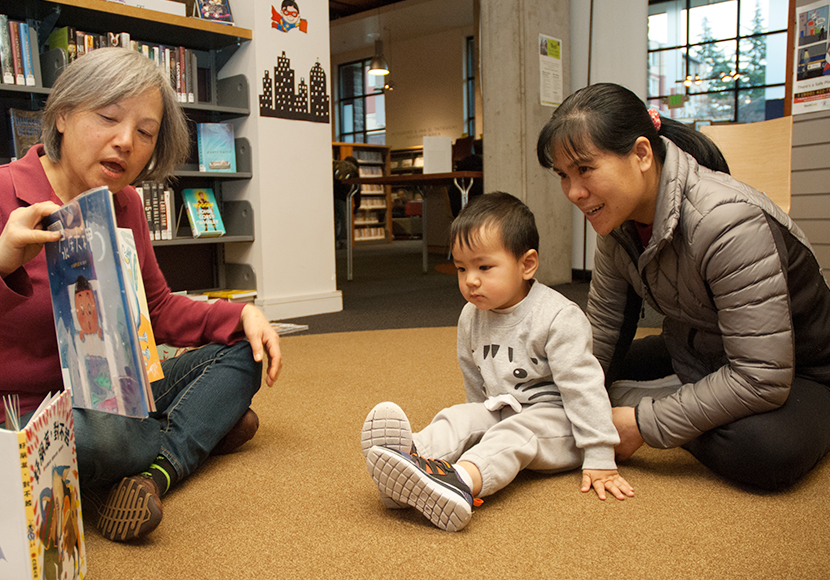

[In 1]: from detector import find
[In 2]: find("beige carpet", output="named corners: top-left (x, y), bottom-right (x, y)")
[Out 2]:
top-left (85, 327), bottom-right (830, 579)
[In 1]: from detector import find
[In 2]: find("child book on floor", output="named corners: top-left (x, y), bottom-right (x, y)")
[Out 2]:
top-left (0, 390), bottom-right (87, 580)
top-left (44, 185), bottom-right (159, 419)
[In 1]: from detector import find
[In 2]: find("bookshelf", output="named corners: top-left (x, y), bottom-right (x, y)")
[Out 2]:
top-left (391, 146), bottom-right (424, 174)
top-left (0, 0), bottom-right (256, 294)
top-left (332, 142), bottom-right (392, 244)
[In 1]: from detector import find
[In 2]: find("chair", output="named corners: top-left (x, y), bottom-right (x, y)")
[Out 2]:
top-left (700, 116), bottom-right (793, 213)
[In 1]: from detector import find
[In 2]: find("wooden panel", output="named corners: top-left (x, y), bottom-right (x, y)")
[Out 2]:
top-left (792, 169), bottom-right (830, 195)
top-left (701, 117), bottom-right (792, 213)
top-left (792, 143), bottom-right (830, 171)
top-left (792, 114), bottom-right (830, 146)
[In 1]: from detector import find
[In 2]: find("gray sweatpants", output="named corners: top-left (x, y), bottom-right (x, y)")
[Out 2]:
top-left (412, 402), bottom-right (582, 497)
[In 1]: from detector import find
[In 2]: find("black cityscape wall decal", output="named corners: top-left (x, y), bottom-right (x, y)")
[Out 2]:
top-left (259, 51), bottom-right (330, 123)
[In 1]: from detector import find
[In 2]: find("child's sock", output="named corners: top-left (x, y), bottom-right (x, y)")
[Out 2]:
top-left (142, 455), bottom-right (178, 495)
top-left (453, 463), bottom-right (475, 493)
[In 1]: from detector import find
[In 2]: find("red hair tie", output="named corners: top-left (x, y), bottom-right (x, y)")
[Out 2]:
top-left (648, 108), bottom-right (662, 131)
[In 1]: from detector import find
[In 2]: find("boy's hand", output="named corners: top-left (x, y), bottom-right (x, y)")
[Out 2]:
top-left (581, 469), bottom-right (634, 501)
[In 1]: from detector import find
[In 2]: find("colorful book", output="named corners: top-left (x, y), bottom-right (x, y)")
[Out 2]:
top-left (47, 26), bottom-right (77, 64)
top-left (18, 22), bottom-right (35, 87)
top-left (197, 122), bottom-right (236, 173)
top-left (0, 15), bottom-right (14, 84)
top-left (181, 188), bottom-right (226, 238)
top-left (202, 289), bottom-right (256, 302)
top-left (43, 186), bottom-right (157, 418)
top-left (8, 108), bottom-right (43, 160)
top-left (8, 20), bottom-right (24, 85)
top-left (0, 390), bottom-right (87, 580)
top-left (197, 0), bottom-right (233, 24)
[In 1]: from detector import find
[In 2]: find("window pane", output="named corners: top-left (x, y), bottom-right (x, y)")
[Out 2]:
top-left (649, 1), bottom-right (687, 47)
top-left (340, 62), bottom-right (364, 98)
top-left (365, 94), bottom-right (385, 131)
top-left (741, 0), bottom-right (788, 34)
top-left (738, 85), bottom-right (784, 122)
top-left (648, 47), bottom-right (688, 98)
top-left (366, 130), bottom-right (386, 145)
top-left (688, 0), bottom-right (737, 43)
top-left (688, 39), bottom-right (737, 92)
top-left (341, 102), bottom-right (354, 133)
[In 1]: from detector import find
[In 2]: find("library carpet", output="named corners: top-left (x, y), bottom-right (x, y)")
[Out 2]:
top-left (83, 242), bottom-right (827, 579)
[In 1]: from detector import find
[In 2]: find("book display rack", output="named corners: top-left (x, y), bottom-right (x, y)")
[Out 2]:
top-left (0, 0), bottom-right (255, 295)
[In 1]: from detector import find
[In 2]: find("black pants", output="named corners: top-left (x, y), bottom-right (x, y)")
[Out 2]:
top-left (619, 336), bottom-right (830, 491)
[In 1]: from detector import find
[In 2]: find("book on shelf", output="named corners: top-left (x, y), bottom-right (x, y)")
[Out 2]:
top-left (197, 123), bottom-right (237, 173)
top-left (0, 15), bottom-right (14, 85)
top-left (137, 182), bottom-right (173, 241)
top-left (43, 186), bottom-right (159, 418)
top-left (1, 390), bottom-right (87, 580)
top-left (8, 108), bottom-right (43, 161)
top-left (47, 26), bottom-right (78, 64)
top-left (8, 19), bottom-right (24, 86)
top-left (196, 0), bottom-right (234, 24)
top-left (181, 188), bottom-right (226, 238)
top-left (17, 21), bottom-right (35, 87)
top-left (270, 322), bottom-right (309, 336)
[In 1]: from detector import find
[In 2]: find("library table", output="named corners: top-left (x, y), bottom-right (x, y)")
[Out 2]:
top-left (342, 171), bottom-right (483, 280)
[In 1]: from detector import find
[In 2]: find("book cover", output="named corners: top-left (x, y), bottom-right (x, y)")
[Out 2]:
top-left (118, 229), bottom-right (164, 384)
top-left (202, 289), bottom-right (256, 301)
top-left (197, 0), bottom-right (233, 24)
top-left (47, 26), bottom-right (77, 64)
top-left (197, 123), bottom-right (236, 173)
top-left (0, 390), bottom-right (87, 580)
top-left (181, 188), bottom-right (226, 238)
top-left (9, 20), bottom-right (23, 85)
top-left (18, 22), bottom-right (35, 87)
top-left (0, 15), bottom-right (14, 84)
top-left (43, 186), bottom-right (155, 418)
top-left (8, 108), bottom-right (43, 160)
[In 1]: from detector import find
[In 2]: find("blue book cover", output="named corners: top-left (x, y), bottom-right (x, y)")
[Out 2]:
top-left (43, 186), bottom-right (154, 418)
top-left (197, 122), bottom-right (236, 173)
top-left (18, 22), bottom-right (35, 87)
top-left (181, 188), bottom-right (226, 238)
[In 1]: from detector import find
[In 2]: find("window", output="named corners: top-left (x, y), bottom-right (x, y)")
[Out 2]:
top-left (648, 0), bottom-right (788, 123)
top-left (338, 58), bottom-right (386, 144)
top-left (463, 35), bottom-right (476, 137)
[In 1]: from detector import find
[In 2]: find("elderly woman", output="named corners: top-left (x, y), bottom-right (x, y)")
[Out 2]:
top-left (0, 48), bottom-right (282, 541)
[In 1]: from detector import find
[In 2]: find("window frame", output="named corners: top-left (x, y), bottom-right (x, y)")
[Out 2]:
top-left (337, 57), bottom-right (386, 144)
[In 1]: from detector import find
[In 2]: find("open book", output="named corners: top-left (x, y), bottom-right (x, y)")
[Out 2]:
top-left (0, 391), bottom-right (86, 580)
top-left (44, 186), bottom-right (159, 418)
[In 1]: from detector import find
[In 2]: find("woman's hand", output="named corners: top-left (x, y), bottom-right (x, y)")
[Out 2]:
top-left (239, 304), bottom-right (283, 386)
top-left (0, 202), bottom-right (62, 278)
top-left (613, 406), bottom-right (644, 461)
top-left (581, 469), bottom-right (634, 500)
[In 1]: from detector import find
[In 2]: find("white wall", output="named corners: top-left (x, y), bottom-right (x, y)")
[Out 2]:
top-left (569, 0), bottom-right (648, 271)
top-left (221, 0), bottom-right (342, 320)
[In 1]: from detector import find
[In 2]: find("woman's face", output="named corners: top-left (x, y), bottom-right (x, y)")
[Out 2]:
top-left (56, 87), bottom-right (163, 197)
top-left (551, 137), bottom-right (657, 235)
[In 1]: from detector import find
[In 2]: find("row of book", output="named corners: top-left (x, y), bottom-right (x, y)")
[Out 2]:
top-left (47, 25), bottom-right (204, 105)
top-left (0, 15), bottom-right (37, 87)
top-left (137, 184), bottom-right (227, 240)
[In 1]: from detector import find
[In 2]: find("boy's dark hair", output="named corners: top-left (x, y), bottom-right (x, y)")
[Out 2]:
top-left (451, 191), bottom-right (539, 259)
top-left (536, 82), bottom-right (729, 174)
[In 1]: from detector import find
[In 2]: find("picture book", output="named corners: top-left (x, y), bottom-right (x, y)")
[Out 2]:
top-left (9, 108), bottom-right (43, 160)
top-left (201, 288), bottom-right (256, 302)
top-left (181, 188), bottom-right (226, 238)
top-left (196, 0), bottom-right (233, 24)
top-left (44, 186), bottom-right (157, 418)
top-left (0, 390), bottom-right (87, 580)
top-left (197, 122), bottom-right (236, 173)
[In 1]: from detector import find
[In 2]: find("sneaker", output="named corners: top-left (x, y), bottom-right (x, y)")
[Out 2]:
top-left (361, 402), bottom-right (414, 509)
top-left (96, 474), bottom-right (163, 541)
top-left (366, 445), bottom-right (475, 532)
top-left (211, 408), bottom-right (259, 455)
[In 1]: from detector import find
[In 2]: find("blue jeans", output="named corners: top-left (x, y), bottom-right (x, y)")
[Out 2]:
top-left (73, 341), bottom-right (261, 489)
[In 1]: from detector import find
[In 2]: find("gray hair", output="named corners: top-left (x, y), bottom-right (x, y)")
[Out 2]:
top-left (41, 47), bottom-right (189, 183)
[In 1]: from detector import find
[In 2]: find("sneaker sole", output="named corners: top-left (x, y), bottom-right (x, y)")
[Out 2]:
top-left (367, 446), bottom-right (472, 532)
top-left (361, 401), bottom-right (413, 458)
top-left (362, 402), bottom-right (413, 509)
top-left (97, 478), bottom-right (163, 541)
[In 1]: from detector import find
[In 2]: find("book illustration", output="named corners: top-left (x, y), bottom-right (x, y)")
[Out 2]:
top-left (197, 0), bottom-right (233, 24)
top-left (118, 229), bottom-right (164, 384)
top-left (181, 188), bottom-right (226, 238)
top-left (0, 390), bottom-right (87, 580)
top-left (9, 108), bottom-right (43, 160)
top-left (197, 123), bottom-right (236, 172)
top-left (44, 186), bottom-right (155, 418)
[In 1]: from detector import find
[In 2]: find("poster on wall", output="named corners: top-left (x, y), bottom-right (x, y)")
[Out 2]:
top-left (792, 1), bottom-right (830, 114)
top-left (539, 34), bottom-right (563, 107)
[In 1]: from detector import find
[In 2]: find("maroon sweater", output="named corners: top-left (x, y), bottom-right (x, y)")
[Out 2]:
top-left (0, 145), bottom-right (245, 423)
